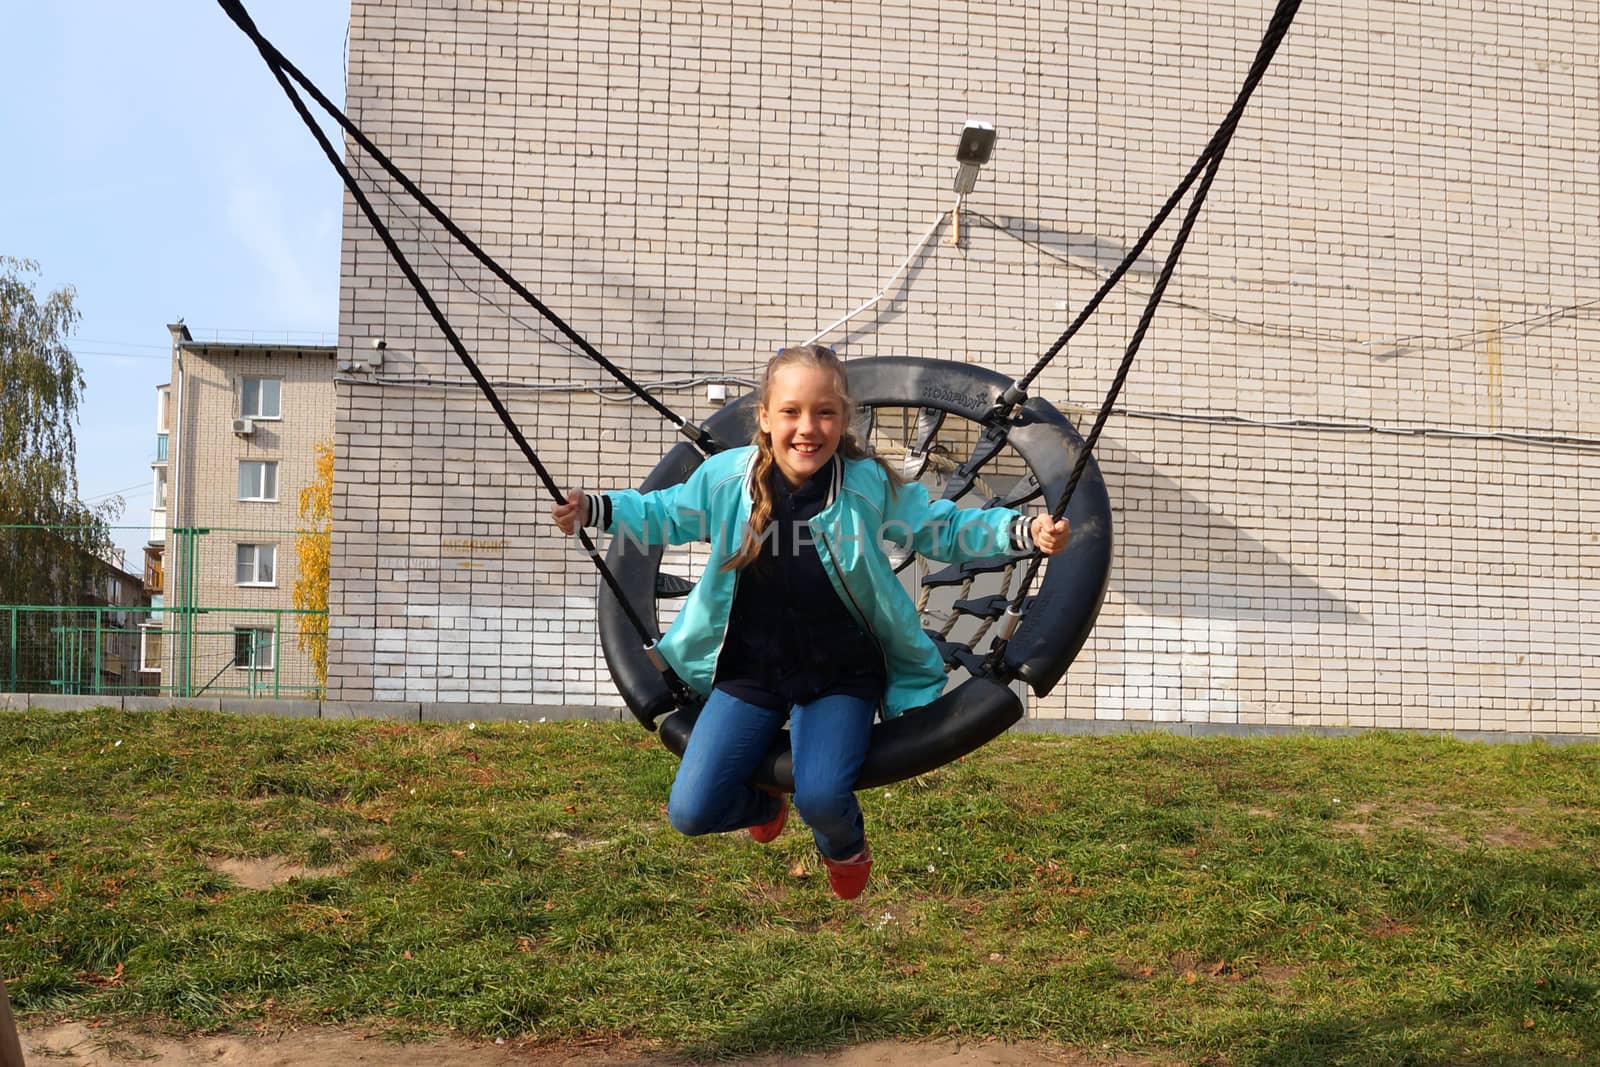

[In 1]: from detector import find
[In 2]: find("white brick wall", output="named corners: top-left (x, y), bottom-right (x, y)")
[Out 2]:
top-left (330, 0), bottom-right (1600, 734)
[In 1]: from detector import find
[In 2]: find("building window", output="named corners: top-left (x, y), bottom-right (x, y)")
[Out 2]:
top-left (153, 467), bottom-right (169, 510)
top-left (241, 377), bottom-right (282, 419)
top-left (235, 543), bottom-right (276, 586)
top-left (233, 627), bottom-right (275, 671)
top-left (139, 624), bottom-right (163, 673)
top-left (238, 461), bottom-right (279, 502)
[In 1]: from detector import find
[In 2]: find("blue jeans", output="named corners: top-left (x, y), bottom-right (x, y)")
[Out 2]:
top-left (667, 687), bottom-right (874, 861)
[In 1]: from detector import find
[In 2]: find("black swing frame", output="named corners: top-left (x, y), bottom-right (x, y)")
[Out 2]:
top-left (598, 356), bottom-right (1114, 790)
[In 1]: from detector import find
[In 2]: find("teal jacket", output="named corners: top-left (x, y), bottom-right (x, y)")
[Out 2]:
top-left (602, 446), bottom-right (1029, 718)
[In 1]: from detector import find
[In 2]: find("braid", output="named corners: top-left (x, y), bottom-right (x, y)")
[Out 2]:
top-left (725, 426), bottom-right (779, 571)
top-left (723, 344), bottom-right (903, 572)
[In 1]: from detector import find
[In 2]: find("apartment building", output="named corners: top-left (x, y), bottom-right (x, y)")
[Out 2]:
top-left (142, 381), bottom-right (172, 677)
top-left (152, 323), bottom-right (337, 698)
top-left (326, 1), bottom-right (1599, 735)
top-left (146, 384), bottom-right (171, 589)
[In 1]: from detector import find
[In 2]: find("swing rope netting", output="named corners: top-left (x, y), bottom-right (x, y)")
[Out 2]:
top-left (217, 0), bottom-right (1303, 722)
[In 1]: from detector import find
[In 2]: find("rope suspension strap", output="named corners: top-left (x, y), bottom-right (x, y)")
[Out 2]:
top-left (218, 0), bottom-right (688, 694)
top-left (985, 0), bottom-right (1303, 672)
top-left (953, 0), bottom-right (1305, 493)
top-left (214, 0), bottom-right (719, 455)
top-left (1018, 0), bottom-right (1304, 396)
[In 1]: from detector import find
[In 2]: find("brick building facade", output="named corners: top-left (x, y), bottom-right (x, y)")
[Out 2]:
top-left (328, 1), bottom-right (1600, 734)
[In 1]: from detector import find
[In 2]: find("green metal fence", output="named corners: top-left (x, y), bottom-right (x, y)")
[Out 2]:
top-left (3, 604), bottom-right (326, 699)
top-left (2, 522), bottom-right (328, 699)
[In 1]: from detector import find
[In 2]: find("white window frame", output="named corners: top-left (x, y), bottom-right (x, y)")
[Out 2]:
top-left (238, 460), bottom-right (279, 502)
top-left (235, 543), bottom-right (277, 587)
top-left (233, 627), bottom-right (275, 671)
top-left (139, 623), bottom-right (163, 673)
top-left (153, 467), bottom-right (169, 510)
top-left (240, 377), bottom-right (283, 420)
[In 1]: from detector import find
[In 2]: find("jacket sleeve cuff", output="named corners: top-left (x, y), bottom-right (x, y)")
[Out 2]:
top-left (586, 493), bottom-right (612, 533)
top-left (1010, 514), bottom-right (1037, 555)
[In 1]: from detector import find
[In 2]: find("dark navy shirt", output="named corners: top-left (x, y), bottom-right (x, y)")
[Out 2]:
top-left (713, 456), bottom-right (886, 712)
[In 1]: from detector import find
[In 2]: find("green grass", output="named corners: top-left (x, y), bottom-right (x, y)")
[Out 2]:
top-left (3, 708), bottom-right (1599, 1064)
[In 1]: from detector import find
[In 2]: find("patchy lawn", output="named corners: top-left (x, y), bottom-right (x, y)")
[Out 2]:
top-left (3, 709), bottom-right (1599, 1065)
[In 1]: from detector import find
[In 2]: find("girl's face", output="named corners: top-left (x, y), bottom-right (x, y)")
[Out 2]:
top-left (758, 364), bottom-right (847, 489)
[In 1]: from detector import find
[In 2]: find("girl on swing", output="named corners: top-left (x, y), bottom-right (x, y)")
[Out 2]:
top-left (551, 345), bottom-right (1069, 899)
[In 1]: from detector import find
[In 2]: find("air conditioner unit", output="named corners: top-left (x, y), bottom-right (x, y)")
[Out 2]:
top-left (232, 417), bottom-right (256, 436)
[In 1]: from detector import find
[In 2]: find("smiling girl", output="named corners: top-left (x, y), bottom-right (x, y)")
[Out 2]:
top-left (552, 345), bottom-right (1068, 898)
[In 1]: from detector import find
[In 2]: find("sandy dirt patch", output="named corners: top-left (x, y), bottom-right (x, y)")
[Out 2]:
top-left (21, 1021), bottom-right (1156, 1066)
top-left (204, 856), bottom-right (345, 890)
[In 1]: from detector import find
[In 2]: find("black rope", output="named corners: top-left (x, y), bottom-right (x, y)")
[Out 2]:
top-left (216, 0), bottom-right (673, 663)
top-left (214, 0), bottom-right (718, 453)
top-left (1019, 0), bottom-right (1303, 394)
top-left (220, 0), bottom-right (1299, 695)
top-left (987, 0), bottom-right (1304, 671)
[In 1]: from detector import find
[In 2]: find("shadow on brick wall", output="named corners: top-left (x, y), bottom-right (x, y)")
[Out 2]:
top-left (1093, 436), bottom-right (1371, 627)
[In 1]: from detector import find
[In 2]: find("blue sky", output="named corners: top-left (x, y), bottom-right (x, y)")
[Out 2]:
top-left (1, 1), bottom-right (350, 568)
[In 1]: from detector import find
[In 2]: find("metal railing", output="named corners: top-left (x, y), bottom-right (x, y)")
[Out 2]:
top-left (2, 523), bottom-right (328, 699)
top-left (2, 604), bottom-right (325, 699)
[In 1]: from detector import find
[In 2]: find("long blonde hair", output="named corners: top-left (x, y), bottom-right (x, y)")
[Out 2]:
top-left (725, 345), bottom-right (900, 571)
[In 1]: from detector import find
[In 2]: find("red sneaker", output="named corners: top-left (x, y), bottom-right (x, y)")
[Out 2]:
top-left (747, 790), bottom-right (787, 844)
top-left (823, 843), bottom-right (873, 900)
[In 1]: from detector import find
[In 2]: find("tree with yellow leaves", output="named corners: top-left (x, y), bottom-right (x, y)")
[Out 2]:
top-left (294, 438), bottom-right (334, 692)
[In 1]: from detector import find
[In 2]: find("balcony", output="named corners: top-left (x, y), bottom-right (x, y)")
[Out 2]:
top-left (144, 547), bottom-right (165, 594)
top-left (149, 509), bottom-right (167, 545)
top-left (154, 433), bottom-right (169, 464)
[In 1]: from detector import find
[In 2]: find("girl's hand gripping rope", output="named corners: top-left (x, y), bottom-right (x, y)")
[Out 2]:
top-left (1031, 514), bottom-right (1071, 555)
top-left (552, 489), bottom-right (589, 535)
